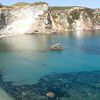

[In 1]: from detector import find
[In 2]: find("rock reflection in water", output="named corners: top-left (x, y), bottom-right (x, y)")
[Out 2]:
top-left (0, 71), bottom-right (100, 100)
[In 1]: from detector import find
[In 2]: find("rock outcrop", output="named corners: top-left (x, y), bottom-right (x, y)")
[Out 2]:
top-left (0, 2), bottom-right (100, 35)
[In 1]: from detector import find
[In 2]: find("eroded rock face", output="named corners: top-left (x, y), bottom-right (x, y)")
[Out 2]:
top-left (0, 3), bottom-right (100, 35)
top-left (41, 7), bottom-right (100, 33)
top-left (0, 3), bottom-right (48, 35)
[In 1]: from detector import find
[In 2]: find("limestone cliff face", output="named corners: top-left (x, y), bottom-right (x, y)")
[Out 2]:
top-left (0, 3), bottom-right (48, 35)
top-left (37, 7), bottom-right (100, 34)
top-left (0, 3), bottom-right (100, 35)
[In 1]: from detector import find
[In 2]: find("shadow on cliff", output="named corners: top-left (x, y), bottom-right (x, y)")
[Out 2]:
top-left (0, 11), bottom-right (6, 30)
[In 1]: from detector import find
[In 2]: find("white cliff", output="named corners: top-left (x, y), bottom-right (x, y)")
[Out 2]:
top-left (0, 2), bottom-right (100, 35)
top-left (0, 2), bottom-right (48, 35)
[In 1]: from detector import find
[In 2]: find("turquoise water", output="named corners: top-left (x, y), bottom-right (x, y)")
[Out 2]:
top-left (0, 31), bottom-right (100, 100)
top-left (0, 31), bottom-right (100, 85)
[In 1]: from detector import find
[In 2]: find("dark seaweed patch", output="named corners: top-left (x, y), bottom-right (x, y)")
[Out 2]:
top-left (0, 71), bottom-right (100, 100)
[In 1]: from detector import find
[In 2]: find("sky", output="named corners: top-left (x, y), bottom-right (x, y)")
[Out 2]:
top-left (1, 0), bottom-right (100, 8)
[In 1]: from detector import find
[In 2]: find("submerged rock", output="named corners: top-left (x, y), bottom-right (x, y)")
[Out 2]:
top-left (0, 71), bottom-right (100, 100)
top-left (46, 92), bottom-right (55, 98)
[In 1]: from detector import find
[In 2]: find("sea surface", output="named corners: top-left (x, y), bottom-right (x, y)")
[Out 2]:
top-left (0, 31), bottom-right (100, 100)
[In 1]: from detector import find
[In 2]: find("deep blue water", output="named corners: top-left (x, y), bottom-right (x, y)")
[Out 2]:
top-left (0, 31), bottom-right (100, 100)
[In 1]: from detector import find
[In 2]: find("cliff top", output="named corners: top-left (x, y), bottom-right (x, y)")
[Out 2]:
top-left (11, 2), bottom-right (30, 7)
top-left (49, 6), bottom-right (94, 11)
top-left (11, 2), bottom-right (48, 7)
top-left (0, 2), bottom-right (99, 12)
top-left (0, 2), bottom-right (48, 10)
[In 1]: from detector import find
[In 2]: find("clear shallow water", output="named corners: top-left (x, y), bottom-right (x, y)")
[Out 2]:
top-left (0, 31), bottom-right (100, 85)
top-left (0, 31), bottom-right (100, 100)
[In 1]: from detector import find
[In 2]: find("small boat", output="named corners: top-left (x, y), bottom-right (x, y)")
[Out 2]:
top-left (50, 43), bottom-right (63, 51)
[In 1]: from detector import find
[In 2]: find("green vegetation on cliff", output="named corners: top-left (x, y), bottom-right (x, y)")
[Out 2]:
top-left (12, 2), bottom-right (30, 6)
top-left (84, 8), bottom-right (94, 18)
top-left (49, 6), bottom-right (94, 23)
top-left (49, 6), bottom-right (74, 10)
top-left (12, 2), bottom-right (48, 7)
